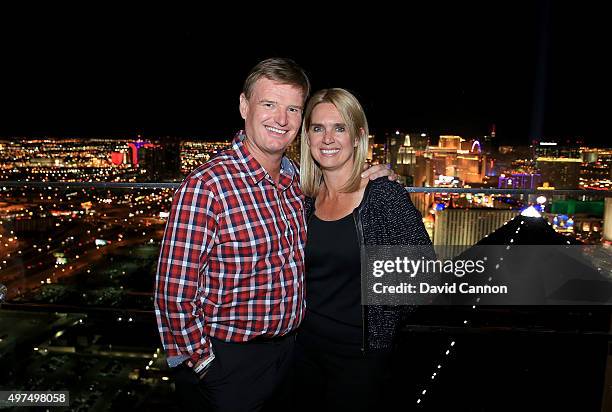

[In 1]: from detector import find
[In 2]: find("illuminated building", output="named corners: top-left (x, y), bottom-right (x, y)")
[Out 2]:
top-left (397, 136), bottom-right (416, 167)
top-left (481, 124), bottom-right (496, 154)
top-left (580, 149), bottom-right (612, 190)
top-left (384, 132), bottom-right (430, 184)
top-left (386, 132), bottom-right (420, 185)
top-left (409, 192), bottom-right (434, 217)
top-left (498, 173), bottom-right (542, 189)
top-left (604, 198), bottom-right (612, 243)
top-left (413, 135), bottom-right (487, 187)
top-left (433, 208), bottom-right (518, 257)
top-left (366, 135), bottom-right (375, 162)
top-left (548, 199), bottom-right (605, 243)
top-left (370, 143), bottom-right (387, 165)
top-left (414, 156), bottom-right (434, 187)
top-left (128, 141), bottom-right (155, 166)
top-left (531, 141), bottom-right (583, 189)
top-left (423, 213), bottom-right (434, 241)
top-left (551, 199), bottom-right (604, 216)
top-left (111, 152), bottom-right (124, 166)
top-left (533, 140), bottom-right (581, 159)
top-left (439, 135), bottom-right (461, 150)
top-left (582, 148), bottom-right (600, 164)
top-left (536, 157), bottom-right (582, 189)
top-left (138, 139), bottom-right (181, 182)
top-left (456, 154), bottom-right (484, 183)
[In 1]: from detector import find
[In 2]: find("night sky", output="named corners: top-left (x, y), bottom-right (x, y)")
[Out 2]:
top-left (1, 3), bottom-right (609, 146)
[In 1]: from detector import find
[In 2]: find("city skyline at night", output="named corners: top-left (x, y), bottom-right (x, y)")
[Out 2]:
top-left (2, 4), bottom-right (612, 410)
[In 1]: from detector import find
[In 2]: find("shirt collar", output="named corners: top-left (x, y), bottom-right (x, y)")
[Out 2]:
top-left (232, 131), bottom-right (296, 189)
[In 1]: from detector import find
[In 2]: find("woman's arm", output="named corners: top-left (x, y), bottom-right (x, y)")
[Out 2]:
top-left (383, 181), bottom-right (432, 246)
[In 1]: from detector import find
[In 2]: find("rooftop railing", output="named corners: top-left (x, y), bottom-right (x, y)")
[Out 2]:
top-left (2, 180), bottom-right (611, 196)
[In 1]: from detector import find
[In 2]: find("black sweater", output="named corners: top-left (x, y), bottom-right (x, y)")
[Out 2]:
top-left (304, 177), bottom-right (432, 351)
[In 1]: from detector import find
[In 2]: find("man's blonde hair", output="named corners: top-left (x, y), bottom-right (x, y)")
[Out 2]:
top-left (243, 58), bottom-right (310, 102)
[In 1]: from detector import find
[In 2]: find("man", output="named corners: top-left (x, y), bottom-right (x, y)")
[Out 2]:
top-left (155, 58), bottom-right (394, 411)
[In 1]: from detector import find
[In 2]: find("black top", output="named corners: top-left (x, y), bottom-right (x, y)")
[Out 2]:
top-left (302, 212), bottom-right (363, 347)
top-left (304, 178), bottom-right (434, 352)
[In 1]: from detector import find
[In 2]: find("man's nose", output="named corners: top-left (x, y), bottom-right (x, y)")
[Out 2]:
top-left (274, 109), bottom-right (288, 126)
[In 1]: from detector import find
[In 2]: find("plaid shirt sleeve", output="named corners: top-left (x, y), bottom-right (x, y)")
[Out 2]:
top-left (154, 175), bottom-right (219, 366)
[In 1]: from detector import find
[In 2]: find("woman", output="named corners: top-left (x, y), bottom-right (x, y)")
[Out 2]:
top-left (294, 88), bottom-right (432, 410)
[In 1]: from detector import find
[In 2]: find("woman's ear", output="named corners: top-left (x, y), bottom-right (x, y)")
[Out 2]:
top-left (355, 127), bottom-right (366, 147)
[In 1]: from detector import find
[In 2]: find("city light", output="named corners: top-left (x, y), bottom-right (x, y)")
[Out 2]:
top-left (0, 131), bottom-right (609, 410)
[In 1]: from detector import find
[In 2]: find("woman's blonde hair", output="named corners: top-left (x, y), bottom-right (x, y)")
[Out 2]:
top-left (300, 88), bottom-right (369, 197)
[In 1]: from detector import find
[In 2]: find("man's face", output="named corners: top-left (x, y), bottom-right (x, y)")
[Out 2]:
top-left (239, 77), bottom-right (304, 158)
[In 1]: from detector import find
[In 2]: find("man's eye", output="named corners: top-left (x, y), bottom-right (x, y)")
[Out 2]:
top-left (288, 107), bottom-right (300, 113)
top-left (263, 103), bottom-right (274, 108)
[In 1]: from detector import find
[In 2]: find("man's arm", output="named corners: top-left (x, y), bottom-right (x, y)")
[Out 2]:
top-left (154, 176), bottom-right (219, 371)
top-left (361, 163), bottom-right (398, 181)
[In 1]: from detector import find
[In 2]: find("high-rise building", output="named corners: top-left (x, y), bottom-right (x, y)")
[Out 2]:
top-left (410, 192), bottom-right (434, 217)
top-left (498, 173), bottom-right (542, 189)
top-left (414, 155), bottom-right (434, 187)
top-left (481, 124), bottom-right (496, 154)
top-left (413, 135), bottom-right (487, 187)
top-left (580, 149), bottom-right (612, 190)
top-left (138, 139), bottom-right (181, 181)
top-left (533, 140), bottom-right (581, 159)
top-left (370, 143), bottom-right (386, 166)
top-left (603, 198), bottom-right (612, 244)
top-left (386, 133), bottom-right (417, 185)
top-left (536, 157), bottom-right (582, 189)
top-left (128, 141), bottom-right (155, 166)
top-left (456, 153), bottom-right (486, 183)
top-left (433, 208), bottom-right (518, 257)
top-left (439, 135), bottom-right (462, 150)
top-left (385, 132), bottom-right (427, 185)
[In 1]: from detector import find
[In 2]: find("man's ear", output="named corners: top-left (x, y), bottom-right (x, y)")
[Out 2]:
top-left (239, 93), bottom-right (248, 120)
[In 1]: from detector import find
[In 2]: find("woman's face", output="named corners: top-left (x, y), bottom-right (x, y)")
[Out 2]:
top-left (307, 103), bottom-right (356, 173)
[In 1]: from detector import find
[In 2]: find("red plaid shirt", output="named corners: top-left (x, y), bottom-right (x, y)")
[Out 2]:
top-left (155, 134), bottom-right (306, 367)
